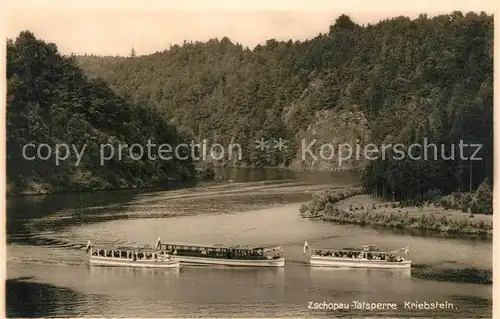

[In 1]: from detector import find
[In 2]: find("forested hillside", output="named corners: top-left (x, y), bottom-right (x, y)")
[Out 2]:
top-left (76, 12), bottom-right (493, 202)
top-left (7, 31), bottom-right (197, 195)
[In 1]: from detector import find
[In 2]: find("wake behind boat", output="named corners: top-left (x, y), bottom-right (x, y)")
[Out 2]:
top-left (303, 241), bottom-right (411, 269)
top-left (154, 237), bottom-right (285, 267)
top-left (85, 240), bottom-right (180, 268)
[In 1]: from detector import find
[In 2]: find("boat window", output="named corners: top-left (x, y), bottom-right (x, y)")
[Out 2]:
top-left (98, 249), bottom-right (104, 257)
top-left (120, 251), bottom-right (127, 258)
top-left (113, 251), bottom-right (120, 258)
top-left (91, 249), bottom-right (98, 256)
top-left (106, 250), bottom-right (112, 257)
top-left (128, 252), bottom-right (133, 259)
top-left (145, 253), bottom-right (152, 260)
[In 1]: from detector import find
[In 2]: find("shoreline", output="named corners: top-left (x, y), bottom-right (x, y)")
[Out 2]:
top-left (6, 168), bottom-right (360, 197)
top-left (300, 191), bottom-right (493, 238)
top-left (8, 181), bottom-right (492, 286)
top-left (5, 179), bottom-right (206, 197)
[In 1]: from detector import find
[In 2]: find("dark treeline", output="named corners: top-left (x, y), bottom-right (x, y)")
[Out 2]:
top-left (7, 31), bottom-right (196, 194)
top-left (76, 12), bottom-right (493, 204)
top-left (7, 12), bottom-right (493, 204)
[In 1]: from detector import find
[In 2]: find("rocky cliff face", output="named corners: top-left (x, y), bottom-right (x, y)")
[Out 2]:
top-left (288, 106), bottom-right (370, 172)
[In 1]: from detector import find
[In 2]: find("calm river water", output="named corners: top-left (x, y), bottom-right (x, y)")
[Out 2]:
top-left (6, 169), bottom-right (492, 318)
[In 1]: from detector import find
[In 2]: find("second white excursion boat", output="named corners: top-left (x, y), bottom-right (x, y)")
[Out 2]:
top-left (85, 240), bottom-right (180, 268)
top-left (303, 241), bottom-right (411, 269)
top-left (154, 237), bottom-right (285, 267)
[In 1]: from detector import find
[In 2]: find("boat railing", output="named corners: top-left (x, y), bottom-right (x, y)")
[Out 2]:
top-left (154, 237), bottom-right (283, 260)
top-left (86, 240), bottom-right (173, 261)
top-left (303, 240), bottom-right (409, 263)
top-left (311, 249), bottom-right (408, 262)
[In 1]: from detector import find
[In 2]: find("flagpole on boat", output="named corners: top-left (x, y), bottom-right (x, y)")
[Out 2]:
top-left (303, 240), bottom-right (310, 254)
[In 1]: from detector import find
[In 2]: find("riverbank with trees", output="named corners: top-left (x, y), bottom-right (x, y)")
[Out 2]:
top-left (299, 185), bottom-right (493, 237)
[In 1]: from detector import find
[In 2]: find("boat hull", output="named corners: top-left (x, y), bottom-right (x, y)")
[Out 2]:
top-left (90, 256), bottom-right (180, 268)
top-left (310, 256), bottom-right (411, 269)
top-left (171, 255), bottom-right (285, 267)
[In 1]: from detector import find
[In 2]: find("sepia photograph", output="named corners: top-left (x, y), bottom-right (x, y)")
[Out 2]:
top-left (2, 0), bottom-right (497, 318)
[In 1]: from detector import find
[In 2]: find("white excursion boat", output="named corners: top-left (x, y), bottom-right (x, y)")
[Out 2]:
top-left (303, 241), bottom-right (411, 269)
top-left (154, 237), bottom-right (285, 267)
top-left (85, 240), bottom-right (180, 268)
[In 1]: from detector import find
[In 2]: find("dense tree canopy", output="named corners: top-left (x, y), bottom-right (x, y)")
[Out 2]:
top-left (7, 31), bottom-right (196, 194)
top-left (7, 12), bottom-right (493, 201)
top-left (76, 12), bottom-right (493, 201)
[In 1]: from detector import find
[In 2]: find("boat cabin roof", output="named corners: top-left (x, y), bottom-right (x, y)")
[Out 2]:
top-left (157, 242), bottom-right (272, 251)
top-left (314, 249), bottom-right (389, 253)
top-left (312, 246), bottom-right (395, 253)
top-left (91, 246), bottom-right (163, 253)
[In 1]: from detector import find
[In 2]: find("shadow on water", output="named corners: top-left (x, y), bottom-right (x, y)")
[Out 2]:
top-left (6, 180), bottom-right (199, 240)
top-left (7, 168), bottom-right (359, 246)
top-left (411, 264), bottom-right (492, 285)
top-left (373, 225), bottom-right (492, 241)
top-left (5, 277), bottom-right (85, 318)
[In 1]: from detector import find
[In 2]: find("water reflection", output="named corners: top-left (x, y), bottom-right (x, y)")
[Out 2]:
top-left (307, 267), bottom-right (412, 296)
top-left (212, 167), bottom-right (359, 185)
top-left (5, 168), bottom-right (492, 317)
top-left (88, 265), bottom-right (181, 278)
top-left (309, 267), bottom-right (411, 280)
top-left (5, 277), bottom-right (84, 318)
top-left (7, 168), bottom-right (358, 246)
top-left (179, 266), bottom-right (285, 284)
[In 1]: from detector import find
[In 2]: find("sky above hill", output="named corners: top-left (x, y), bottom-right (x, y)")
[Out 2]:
top-left (3, 0), bottom-right (497, 56)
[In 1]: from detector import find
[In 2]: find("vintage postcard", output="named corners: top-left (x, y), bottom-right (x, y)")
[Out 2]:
top-left (2, 0), bottom-right (497, 318)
